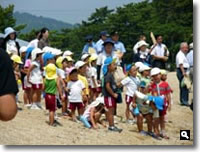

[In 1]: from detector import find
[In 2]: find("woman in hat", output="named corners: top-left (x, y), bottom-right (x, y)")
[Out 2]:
top-left (4, 27), bottom-right (20, 55)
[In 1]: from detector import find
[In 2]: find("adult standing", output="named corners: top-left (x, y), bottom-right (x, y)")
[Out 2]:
top-left (95, 31), bottom-right (109, 54)
top-left (4, 27), bottom-right (20, 55)
top-left (38, 28), bottom-right (49, 49)
top-left (111, 31), bottom-right (126, 68)
top-left (176, 42), bottom-right (190, 106)
top-left (82, 35), bottom-right (97, 55)
top-left (27, 30), bottom-right (40, 48)
top-left (151, 35), bottom-right (169, 69)
top-left (97, 38), bottom-right (117, 81)
top-left (186, 42), bottom-right (193, 82)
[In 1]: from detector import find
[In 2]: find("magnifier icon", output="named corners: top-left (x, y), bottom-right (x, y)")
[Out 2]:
top-left (181, 131), bottom-right (189, 139)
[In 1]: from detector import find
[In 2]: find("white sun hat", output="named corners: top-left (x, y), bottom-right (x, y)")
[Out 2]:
top-left (139, 64), bottom-right (151, 72)
top-left (4, 27), bottom-right (16, 38)
top-left (63, 50), bottom-right (73, 57)
top-left (51, 48), bottom-right (62, 56)
top-left (137, 40), bottom-right (149, 49)
top-left (31, 48), bottom-right (44, 61)
top-left (135, 62), bottom-right (144, 69)
top-left (150, 67), bottom-right (161, 76)
top-left (81, 53), bottom-right (91, 61)
top-left (19, 46), bottom-right (28, 54)
top-left (75, 61), bottom-right (86, 69)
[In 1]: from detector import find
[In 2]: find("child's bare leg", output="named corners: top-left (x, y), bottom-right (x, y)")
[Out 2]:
top-left (137, 114), bottom-right (143, 132)
top-left (71, 109), bottom-right (76, 121)
top-left (78, 107), bottom-right (84, 116)
top-left (27, 89), bottom-right (32, 104)
top-left (36, 90), bottom-right (42, 103)
top-left (125, 104), bottom-right (130, 120)
top-left (49, 111), bottom-right (55, 125)
top-left (23, 90), bottom-right (28, 105)
top-left (145, 114), bottom-right (153, 132)
top-left (32, 90), bottom-right (37, 103)
top-left (107, 107), bottom-right (114, 126)
top-left (153, 118), bottom-right (160, 136)
top-left (61, 98), bottom-right (67, 114)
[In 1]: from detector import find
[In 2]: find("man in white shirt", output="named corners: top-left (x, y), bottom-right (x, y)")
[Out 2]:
top-left (187, 42), bottom-right (193, 82)
top-left (176, 42), bottom-right (190, 106)
top-left (95, 31), bottom-right (109, 54)
top-left (151, 35), bottom-right (169, 69)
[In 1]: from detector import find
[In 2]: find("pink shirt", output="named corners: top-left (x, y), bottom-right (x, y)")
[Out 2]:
top-left (24, 59), bottom-right (31, 68)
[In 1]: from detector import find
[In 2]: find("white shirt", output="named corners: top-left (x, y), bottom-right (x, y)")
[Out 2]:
top-left (121, 76), bottom-right (140, 97)
top-left (56, 68), bottom-right (65, 79)
top-left (176, 50), bottom-right (190, 68)
top-left (151, 43), bottom-right (169, 57)
top-left (97, 51), bottom-right (118, 79)
top-left (89, 66), bottom-right (100, 88)
top-left (133, 41), bottom-right (140, 54)
top-left (95, 39), bottom-right (104, 54)
top-left (27, 39), bottom-right (39, 48)
top-left (82, 106), bottom-right (93, 120)
top-left (30, 61), bottom-right (43, 84)
top-left (186, 50), bottom-right (193, 67)
top-left (67, 80), bottom-right (85, 103)
top-left (6, 40), bottom-right (18, 55)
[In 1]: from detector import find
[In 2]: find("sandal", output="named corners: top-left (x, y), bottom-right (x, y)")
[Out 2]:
top-left (160, 134), bottom-right (170, 139)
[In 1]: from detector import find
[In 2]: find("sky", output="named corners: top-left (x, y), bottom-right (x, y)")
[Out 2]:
top-left (1, 0), bottom-right (142, 24)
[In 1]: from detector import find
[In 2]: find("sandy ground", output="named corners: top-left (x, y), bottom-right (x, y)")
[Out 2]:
top-left (0, 72), bottom-right (193, 145)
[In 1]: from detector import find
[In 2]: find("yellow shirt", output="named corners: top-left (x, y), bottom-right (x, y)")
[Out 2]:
top-left (78, 74), bottom-right (89, 95)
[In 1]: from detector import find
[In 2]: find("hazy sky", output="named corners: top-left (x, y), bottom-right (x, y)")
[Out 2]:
top-left (1, 0), bottom-right (142, 24)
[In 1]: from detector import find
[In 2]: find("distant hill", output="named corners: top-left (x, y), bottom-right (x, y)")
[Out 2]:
top-left (13, 12), bottom-right (74, 33)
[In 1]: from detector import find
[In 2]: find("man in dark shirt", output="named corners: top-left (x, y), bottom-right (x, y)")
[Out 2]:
top-left (0, 48), bottom-right (18, 121)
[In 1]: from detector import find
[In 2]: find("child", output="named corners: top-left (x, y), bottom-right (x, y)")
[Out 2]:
top-left (75, 61), bottom-right (90, 106)
top-left (11, 55), bottom-right (23, 108)
top-left (80, 97), bottom-right (106, 129)
top-left (132, 81), bottom-right (153, 136)
top-left (118, 64), bottom-right (140, 124)
top-left (139, 64), bottom-right (151, 87)
top-left (27, 48), bottom-right (44, 110)
top-left (102, 57), bottom-right (122, 132)
top-left (44, 63), bottom-right (63, 126)
top-left (23, 47), bottom-right (34, 107)
top-left (149, 68), bottom-right (171, 139)
top-left (160, 69), bottom-right (173, 122)
top-left (89, 54), bottom-right (101, 101)
top-left (65, 56), bottom-right (75, 75)
top-left (66, 68), bottom-right (86, 122)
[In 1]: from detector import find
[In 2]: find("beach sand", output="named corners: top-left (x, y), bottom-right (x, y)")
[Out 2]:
top-left (0, 72), bottom-right (193, 145)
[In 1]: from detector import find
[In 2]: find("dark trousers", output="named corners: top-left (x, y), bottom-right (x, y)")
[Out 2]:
top-left (152, 60), bottom-right (166, 69)
top-left (176, 68), bottom-right (189, 105)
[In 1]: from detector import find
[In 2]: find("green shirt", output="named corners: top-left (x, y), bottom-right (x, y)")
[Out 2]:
top-left (140, 76), bottom-right (151, 86)
top-left (44, 79), bottom-right (57, 95)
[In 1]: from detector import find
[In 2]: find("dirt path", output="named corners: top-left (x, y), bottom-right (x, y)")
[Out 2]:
top-left (0, 72), bottom-right (193, 145)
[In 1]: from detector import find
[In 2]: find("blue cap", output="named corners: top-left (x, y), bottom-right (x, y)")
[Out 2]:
top-left (43, 52), bottom-right (55, 66)
top-left (147, 95), bottom-right (164, 110)
top-left (100, 31), bottom-right (109, 36)
top-left (126, 64), bottom-right (132, 72)
top-left (25, 47), bottom-right (34, 60)
top-left (102, 57), bottom-right (116, 75)
top-left (103, 38), bottom-right (114, 46)
top-left (85, 35), bottom-right (93, 41)
top-left (140, 81), bottom-right (146, 88)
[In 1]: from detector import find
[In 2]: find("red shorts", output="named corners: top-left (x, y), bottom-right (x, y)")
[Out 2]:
top-left (104, 96), bottom-right (116, 108)
top-left (32, 84), bottom-right (43, 90)
top-left (69, 102), bottom-right (84, 111)
top-left (45, 94), bottom-right (56, 112)
top-left (125, 95), bottom-right (133, 105)
top-left (90, 87), bottom-right (102, 94)
top-left (159, 100), bottom-right (168, 116)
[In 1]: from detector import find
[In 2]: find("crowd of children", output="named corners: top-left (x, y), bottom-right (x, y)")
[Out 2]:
top-left (3, 27), bottom-right (177, 141)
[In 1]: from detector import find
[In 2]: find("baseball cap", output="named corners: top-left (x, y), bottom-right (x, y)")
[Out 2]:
top-left (135, 62), bottom-right (143, 69)
top-left (89, 54), bottom-right (98, 63)
top-left (11, 55), bottom-right (23, 64)
top-left (160, 69), bottom-right (167, 75)
top-left (45, 63), bottom-right (57, 80)
top-left (63, 50), bottom-right (73, 57)
top-left (103, 38), bottom-right (114, 46)
top-left (75, 61), bottom-right (86, 69)
top-left (100, 31), bottom-right (109, 37)
top-left (139, 64), bottom-right (151, 72)
top-left (150, 67), bottom-right (161, 76)
top-left (102, 57), bottom-right (116, 75)
top-left (81, 53), bottom-right (91, 61)
top-left (43, 52), bottom-right (55, 66)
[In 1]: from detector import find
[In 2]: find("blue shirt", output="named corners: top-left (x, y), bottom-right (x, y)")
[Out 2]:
top-left (114, 41), bottom-right (126, 53)
top-left (95, 39), bottom-right (104, 54)
top-left (186, 50), bottom-right (193, 67)
top-left (82, 42), bottom-right (97, 54)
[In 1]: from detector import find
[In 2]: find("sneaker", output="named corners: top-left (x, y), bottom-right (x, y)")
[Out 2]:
top-left (54, 120), bottom-right (63, 126)
top-left (36, 103), bottom-right (44, 110)
top-left (147, 132), bottom-right (162, 140)
top-left (108, 126), bottom-right (123, 133)
top-left (126, 119), bottom-right (134, 125)
top-left (49, 123), bottom-right (57, 127)
top-left (139, 130), bottom-right (148, 136)
top-left (30, 104), bottom-right (40, 110)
